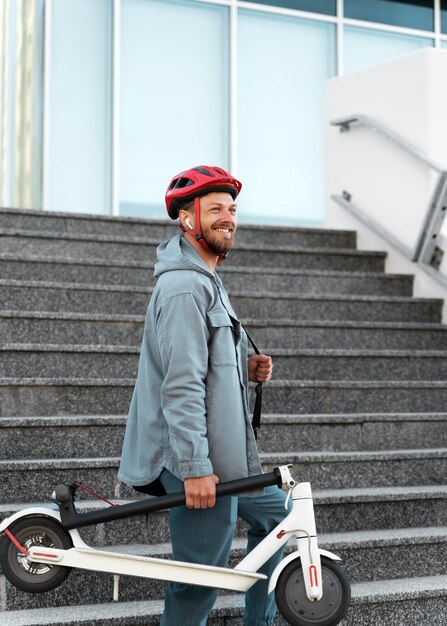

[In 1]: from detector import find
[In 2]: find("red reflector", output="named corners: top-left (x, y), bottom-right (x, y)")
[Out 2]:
top-left (32, 552), bottom-right (58, 559)
top-left (309, 564), bottom-right (318, 587)
top-left (276, 530), bottom-right (286, 539)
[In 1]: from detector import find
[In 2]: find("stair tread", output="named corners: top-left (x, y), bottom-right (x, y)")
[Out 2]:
top-left (3, 412), bottom-right (447, 426)
top-left (2, 576), bottom-right (447, 625)
top-left (93, 526), bottom-right (447, 556)
top-left (2, 309), bottom-right (447, 329)
top-left (0, 208), bottom-right (357, 236)
top-left (5, 344), bottom-right (447, 358)
top-left (2, 448), bottom-right (447, 468)
top-left (0, 252), bottom-right (403, 279)
top-left (1, 484), bottom-right (446, 515)
top-left (0, 227), bottom-right (377, 254)
top-left (2, 277), bottom-right (433, 302)
top-left (4, 377), bottom-right (447, 387)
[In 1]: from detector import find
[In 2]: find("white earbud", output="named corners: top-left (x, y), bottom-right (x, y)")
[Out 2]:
top-left (185, 218), bottom-right (194, 230)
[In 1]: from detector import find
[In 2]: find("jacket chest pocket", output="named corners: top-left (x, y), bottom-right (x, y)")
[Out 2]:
top-left (207, 309), bottom-right (238, 367)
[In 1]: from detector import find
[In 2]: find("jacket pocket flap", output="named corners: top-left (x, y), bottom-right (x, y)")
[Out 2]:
top-left (207, 309), bottom-right (233, 328)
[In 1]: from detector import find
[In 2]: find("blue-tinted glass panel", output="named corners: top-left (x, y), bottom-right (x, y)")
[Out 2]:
top-left (345, 26), bottom-right (433, 74)
top-left (49, 0), bottom-right (112, 213)
top-left (120, 0), bottom-right (228, 219)
top-left (238, 11), bottom-right (336, 225)
top-left (442, 0), bottom-right (447, 34)
top-left (345, 0), bottom-right (434, 32)
top-left (241, 0), bottom-right (336, 16)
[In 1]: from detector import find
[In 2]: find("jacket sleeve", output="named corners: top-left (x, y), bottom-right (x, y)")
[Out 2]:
top-left (156, 290), bottom-right (213, 479)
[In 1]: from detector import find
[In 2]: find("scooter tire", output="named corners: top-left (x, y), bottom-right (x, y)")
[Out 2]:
top-left (275, 555), bottom-right (351, 626)
top-left (1, 516), bottom-right (73, 593)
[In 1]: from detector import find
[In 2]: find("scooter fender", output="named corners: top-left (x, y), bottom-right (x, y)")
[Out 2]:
top-left (267, 548), bottom-right (342, 594)
top-left (0, 507), bottom-right (62, 533)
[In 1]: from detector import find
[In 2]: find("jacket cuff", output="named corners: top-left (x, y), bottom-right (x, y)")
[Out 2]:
top-left (180, 459), bottom-right (214, 479)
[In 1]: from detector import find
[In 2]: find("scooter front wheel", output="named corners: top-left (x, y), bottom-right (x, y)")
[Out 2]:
top-left (1, 516), bottom-right (73, 593)
top-left (275, 556), bottom-right (351, 626)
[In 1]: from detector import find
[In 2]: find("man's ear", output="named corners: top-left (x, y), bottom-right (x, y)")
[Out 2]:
top-left (179, 209), bottom-right (194, 231)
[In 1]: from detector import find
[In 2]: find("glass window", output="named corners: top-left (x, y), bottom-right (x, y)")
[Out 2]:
top-left (442, 40), bottom-right (447, 49)
top-left (344, 26), bottom-right (433, 74)
top-left (442, 0), bottom-right (447, 34)
top-left (49, 0), bottom-right (112, 214)
top-left (120, 0), bottom-right (229, 219)
top-left (344, 0), bottom-right (434, 32)
top-left (238, 10), bottom-right (335, 224)
top-left (240, 1), bottom-right (336, 17)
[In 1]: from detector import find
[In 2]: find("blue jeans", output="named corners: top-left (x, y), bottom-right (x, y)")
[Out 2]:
top-left (159, 469), bottom-right (289, 626)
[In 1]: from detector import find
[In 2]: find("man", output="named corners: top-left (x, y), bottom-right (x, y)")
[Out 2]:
top-left (118, 165), bottom-right (288, 626)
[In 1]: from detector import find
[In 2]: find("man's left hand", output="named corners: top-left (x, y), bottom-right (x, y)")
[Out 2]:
top-left (248, 354), bottom-right (273, 383)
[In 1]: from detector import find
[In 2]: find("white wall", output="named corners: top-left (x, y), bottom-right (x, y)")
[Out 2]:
top-left (325, 48), bottom-right (447, 320)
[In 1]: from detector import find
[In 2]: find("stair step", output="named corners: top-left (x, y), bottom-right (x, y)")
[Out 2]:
top-left (257, 412), bottom-right (447, 452)
top-left (263, 380), bottom-right (447, 414)
top-left (1, 449), bottom-right (445, 504)
top-left (2, 576), bottom-right (447, 625)
top-left (0, 310), bottom-right (145, 346)
top-left (2, 529), bottom-right (446, 610)
top-left (5, 345), bottom-right (447, 381)
top-left (4, 377), bottom-right (447, 416)
top-left (1, 484), bottom-right (446, 541)
top-left (3, 312), bottom-right (447, 349)
top-left (0, 344), bottom-right (139, 379)
top-left (2, 413), bottom-right (447, 459)
top-left (0, 280), bottom-right (441, 321)
top-left (0, 229), bottom-right (384, 270)
top-left (245, 318), bottom-right (447, 350)
top-left (0, 207), bottom-right (358, 248)
top-left (0, 254), bottom-right (413, 295)
top-left (269, 349), bottom-right (447, 380)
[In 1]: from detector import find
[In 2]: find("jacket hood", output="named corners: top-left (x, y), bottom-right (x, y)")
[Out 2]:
top-left (153, 234), bottom-right (214, 279)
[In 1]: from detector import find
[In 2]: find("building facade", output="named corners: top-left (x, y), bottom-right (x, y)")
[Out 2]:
top-left (2, 0), bottom-right (447, 224)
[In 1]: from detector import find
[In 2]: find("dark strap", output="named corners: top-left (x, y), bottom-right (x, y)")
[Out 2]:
top-left (242, 325), bottom-right (263, 439)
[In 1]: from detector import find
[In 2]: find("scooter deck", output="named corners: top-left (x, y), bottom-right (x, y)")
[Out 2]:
top-left (28, 546), bottom-right (267, 592)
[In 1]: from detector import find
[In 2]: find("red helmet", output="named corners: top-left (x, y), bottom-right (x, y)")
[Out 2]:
top-left (165, 165), bottom-right (242, 219)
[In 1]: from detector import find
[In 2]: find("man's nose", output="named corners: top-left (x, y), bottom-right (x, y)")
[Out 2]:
top-left (223, 209), bottom-right (236, 222)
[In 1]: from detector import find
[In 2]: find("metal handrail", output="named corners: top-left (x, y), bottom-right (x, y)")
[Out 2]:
top-left (331, 114), bottom-right (447, 270)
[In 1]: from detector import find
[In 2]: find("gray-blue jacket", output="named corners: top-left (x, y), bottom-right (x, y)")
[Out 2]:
top-left (118, 234), bottom-right (262, 490)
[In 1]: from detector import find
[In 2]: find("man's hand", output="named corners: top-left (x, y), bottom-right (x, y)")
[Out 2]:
top-left (248, 354), bottom-right (273, 383)
top-left (184, 474), bottom-right (220, 509)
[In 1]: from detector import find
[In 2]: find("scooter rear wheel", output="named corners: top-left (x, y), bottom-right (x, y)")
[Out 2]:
top-left (1, 516), bottom-right (73, 593)
top-left (275, 556), bottom-right (351, 626)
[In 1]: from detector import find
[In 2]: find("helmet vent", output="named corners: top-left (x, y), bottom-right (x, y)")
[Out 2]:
top-left (170, 177), bottom-right (194, 190)
top-left (212, 167), bottom-right (226, 176)
top-left (192, 166), bottom-right (214, 177)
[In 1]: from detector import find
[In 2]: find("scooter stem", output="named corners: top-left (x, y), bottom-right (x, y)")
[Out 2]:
top-left (55, 468), bottom-right (284, 530)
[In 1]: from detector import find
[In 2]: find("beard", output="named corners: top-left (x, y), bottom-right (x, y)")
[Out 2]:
top-left (201, 223), bottom-right (236, 255)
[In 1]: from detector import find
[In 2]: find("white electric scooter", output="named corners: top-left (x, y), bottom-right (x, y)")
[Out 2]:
top-left (0, 465), bottom-right (351, 625)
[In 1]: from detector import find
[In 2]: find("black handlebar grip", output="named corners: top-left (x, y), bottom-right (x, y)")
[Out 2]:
top-left (54, 484), bottom-right (71, 507)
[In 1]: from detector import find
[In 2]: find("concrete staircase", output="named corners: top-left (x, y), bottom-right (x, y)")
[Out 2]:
top-left (1, 207), bottom-right (447, 626)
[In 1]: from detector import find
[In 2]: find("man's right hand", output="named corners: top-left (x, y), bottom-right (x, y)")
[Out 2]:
top-left (184, 474), bottom-right (220, 509)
